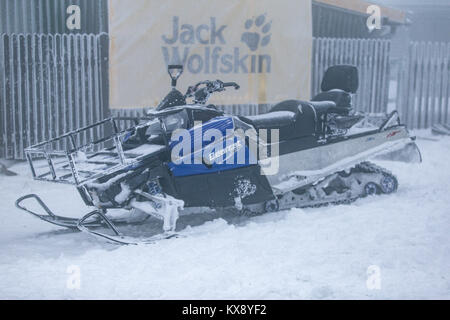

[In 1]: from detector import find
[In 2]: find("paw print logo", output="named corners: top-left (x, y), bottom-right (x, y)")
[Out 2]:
top-left (241, 14), bottom-right (272, 52)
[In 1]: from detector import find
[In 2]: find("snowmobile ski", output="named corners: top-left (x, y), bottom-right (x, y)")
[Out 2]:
top-left (76, 209), bottom-right (183, 245)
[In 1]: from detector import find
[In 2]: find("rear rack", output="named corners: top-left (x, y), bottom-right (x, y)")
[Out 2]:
top-left (25, 116), bottom-right (155, 186)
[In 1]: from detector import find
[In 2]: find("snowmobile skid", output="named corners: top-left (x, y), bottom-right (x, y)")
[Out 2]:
top-left (16, 64), bottom-right (422, 244)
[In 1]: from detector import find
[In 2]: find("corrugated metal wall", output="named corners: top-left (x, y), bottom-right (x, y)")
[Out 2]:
top-left (0, 33), bottom-right (109, 159)
top-left (396, 42), bottom-right (450, 129)
top-left (0, 0), bottom-right (108, 34)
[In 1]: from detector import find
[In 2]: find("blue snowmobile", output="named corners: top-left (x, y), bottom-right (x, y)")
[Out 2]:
top-left (16, 65), bottom-right (421, 244)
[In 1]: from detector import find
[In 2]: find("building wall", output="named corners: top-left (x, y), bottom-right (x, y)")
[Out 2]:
top-left (0, 0), bottom-right (108, 34)
top-left (312, 0), bottom-right (401, 39)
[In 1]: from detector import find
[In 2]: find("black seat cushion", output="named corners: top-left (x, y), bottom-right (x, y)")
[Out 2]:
top-left (271, 100), bottom-right (318, 139)
top-left (240, 111), bottom-right (296, 129)
top-left (308, 101), bottom-right (337, 116)
top-left (270, 99), bottom-right (303, 114)
top-left (240, 100), bottom-right (318, 141)
top-left (312, 89), bottom-right (352, 112)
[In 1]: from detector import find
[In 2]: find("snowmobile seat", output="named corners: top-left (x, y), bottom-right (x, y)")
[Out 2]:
top-left (320, 65), bottom-right (359, 93)
top-left (270, 100), bottom-right (318, 139)
top-left (308, 100), bottom-right (348, 116)
top-left (239, 100), bottom-right (317, 141)
top-left (312, 89), bottom-right (352, 113)
top-left (239, 111), bottom-right (296, 129)
top-left (310, 65), bottom-right (359, 116)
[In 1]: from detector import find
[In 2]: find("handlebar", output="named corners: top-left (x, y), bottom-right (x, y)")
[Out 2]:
top-left (185, 80), bottom-right (240, 105)
top-left (222, 82), bottom-right (240, 90)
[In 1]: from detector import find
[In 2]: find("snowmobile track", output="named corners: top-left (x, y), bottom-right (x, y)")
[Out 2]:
top-left (276, 162), bottom-right (398, 211)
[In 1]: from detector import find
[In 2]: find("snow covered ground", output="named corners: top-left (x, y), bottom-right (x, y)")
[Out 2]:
top-left (0, 131), bottom-right (449, 299)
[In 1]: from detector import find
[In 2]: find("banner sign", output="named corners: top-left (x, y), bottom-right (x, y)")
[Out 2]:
top-left (109, 0), bottom-right (312, 108)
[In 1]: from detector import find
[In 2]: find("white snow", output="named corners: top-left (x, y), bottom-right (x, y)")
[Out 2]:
top-left (114, 183), bottom-right (132, 204)
top-left (85, 172), bottom-right (129, 191)
top-left (124, 144), bottom-right (165, 157)
top-left (0, 130), bottom-right (449, 299)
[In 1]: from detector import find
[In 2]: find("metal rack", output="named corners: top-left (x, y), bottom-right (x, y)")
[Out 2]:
top-left (24, 117), bottom-right (140, 186)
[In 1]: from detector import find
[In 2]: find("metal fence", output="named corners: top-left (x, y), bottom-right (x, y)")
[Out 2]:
top-left (396, 42), bottom-right (450, 129)
top-left (0, 33), bottom-right (109, 159)
top-left (312, 37), bottom-right (391, 114)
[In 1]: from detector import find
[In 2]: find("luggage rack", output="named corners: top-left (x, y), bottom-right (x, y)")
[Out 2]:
top-left (25, 116), bottom-right (154, 186)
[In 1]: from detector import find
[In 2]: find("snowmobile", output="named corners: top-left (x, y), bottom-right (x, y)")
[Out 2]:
top-left (16, 64), bottom-right (422, 245)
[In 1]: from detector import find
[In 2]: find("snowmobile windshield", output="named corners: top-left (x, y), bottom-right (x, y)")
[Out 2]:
top-left (142, 109), bottom-right (189, 136)
top-left (156, 89), bottom-right (187, 111)
top-left (159, 109), bottom-right (189, 134)
top-left (122, 110), bottom-right (189, 150)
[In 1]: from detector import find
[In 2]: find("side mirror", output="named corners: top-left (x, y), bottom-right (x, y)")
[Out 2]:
top-left (168, 65), bottom-right (183, 88)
